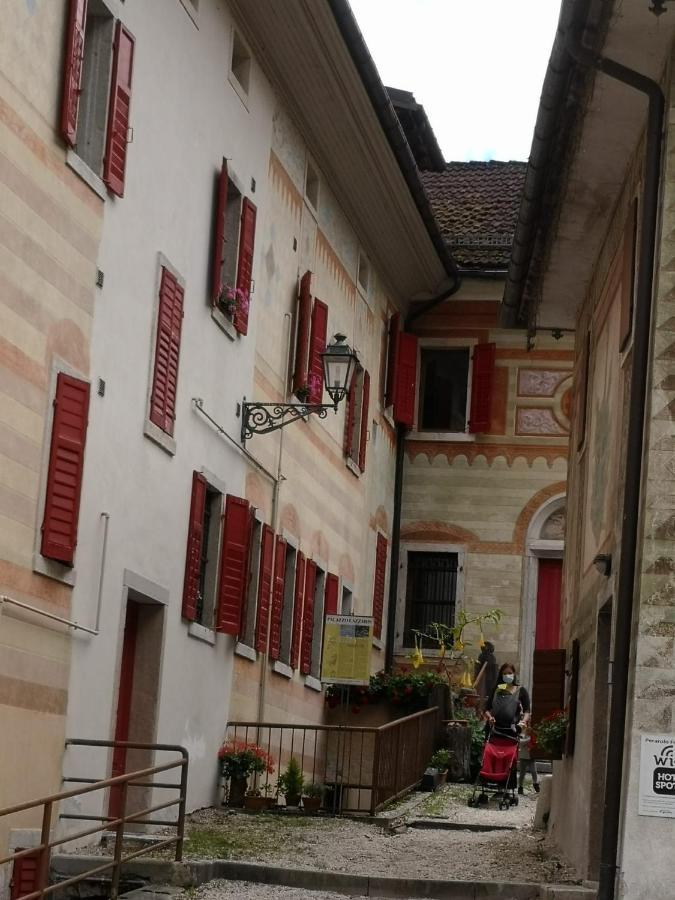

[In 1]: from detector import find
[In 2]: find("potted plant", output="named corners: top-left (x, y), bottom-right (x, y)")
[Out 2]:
top-left (532, 710), bottom-right (568, 759)
top-left (217, 285), bottom-right (250, 318)
top-left (217, 740), bottom-right (275, 808)
top-left (302, 782), bottom-right (324, 813)
top-left (421, 748), bottom-right (453, 791)
top-left (277, 757), bottom-right (304, 807)
top-left (244, 786), bottom-right (269, 811)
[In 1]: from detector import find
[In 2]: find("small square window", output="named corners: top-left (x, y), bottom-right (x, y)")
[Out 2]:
top-left (305, 160), bottom-right (319, 210)
top-left (357, 253), bottom-right (370, 295)
top-left (231, 31), bottom-right (251, 95)
top-left (196, 487), bottom-right (222, 628)
top-left (419, 347), bottom-right (470, 432)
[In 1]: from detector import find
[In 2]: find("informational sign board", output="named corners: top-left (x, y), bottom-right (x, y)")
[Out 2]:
top-left (321, 615), bottom-right (373, 685)
top-left (639, 733), bottom-right (675, 818)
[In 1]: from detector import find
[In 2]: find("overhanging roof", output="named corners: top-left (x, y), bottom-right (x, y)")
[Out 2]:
top-left (226, 0), bottom-right (454, 304)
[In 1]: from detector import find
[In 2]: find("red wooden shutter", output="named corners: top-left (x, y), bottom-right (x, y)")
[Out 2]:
top-left (372, 534), bottom-right (387, 639)
top-left (468, 342), bottom-right (496, 434)
top-left (307, 299), bottom-right (328, 404)
top-left (255, 525), bottom-right (275, 652)
top-left (290, 552), bottom-right (306, 669)
top-left (10, 851), bottom-right (40, 900)
top-left (216, 495), bottom-right (252, 634)
top-left (384, 312), bottom-right (400, 406)
top-left (211, 158), bottom-right (229, 306)
top-left (233, 197), bottom-right (257, 335)
top-left (343, 374), bottom-right (357, 458)
top-left (301, 561), bottom-right (317, 675)
top-left (181, 472), bottom-right (207, 621)
top-left (324, 573), bottom-right (339, 616)
top-left (149, 267), bottom-right (184, 436)
top-left (292, 272), bottom-right (313, 395)
top-left (40, 373), bottom-right (90, 566)
top-left (269, 536), bottom-right (287, 660)
top-left (60, 0), bottom-right (88, 147)
top-left (358, 370), bottom-right (370, 472)
top-left (103, 22), bottom-right (135, 197)
top-left (392, 333), bottom-right (418, 428)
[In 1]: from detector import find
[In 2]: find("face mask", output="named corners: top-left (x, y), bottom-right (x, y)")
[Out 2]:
top-left (503, 674), bottom-right (515, 684)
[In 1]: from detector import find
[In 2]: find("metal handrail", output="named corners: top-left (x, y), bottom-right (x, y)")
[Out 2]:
top-left (0, 740), bottom-right (188, 900)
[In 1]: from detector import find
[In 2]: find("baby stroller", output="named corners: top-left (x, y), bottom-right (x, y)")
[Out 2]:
top-left (468, 688), bottom-right (523, 810)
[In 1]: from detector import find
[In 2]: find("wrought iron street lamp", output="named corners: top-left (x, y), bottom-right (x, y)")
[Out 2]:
top-left (241, 334), bottom-right (358, 441)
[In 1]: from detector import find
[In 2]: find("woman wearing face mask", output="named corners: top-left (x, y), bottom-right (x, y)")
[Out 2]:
top-left (484, 663), bottom-right (538, 794)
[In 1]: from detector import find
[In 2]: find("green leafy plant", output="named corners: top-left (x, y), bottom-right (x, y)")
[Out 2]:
top-left (325, 668), bottom-right (446, 712)
top-left (277, 757), bottom-right (304, 797)
top-left (303, 782), bottom-right (324, 799)
top-left (533, 710), bottom-right (568, 755)
top-left (428, 749), bottom-right (453, 772)
top-left (452, 709), bottom-right (486, 777)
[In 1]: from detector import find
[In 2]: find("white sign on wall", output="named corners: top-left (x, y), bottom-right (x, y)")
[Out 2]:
top-left (639, 734), bottom-right (675, 818)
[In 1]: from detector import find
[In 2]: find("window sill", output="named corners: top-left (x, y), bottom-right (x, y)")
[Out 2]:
top-left (304, 675), bottom-right (323, 692)
top-left (211, 306), bottom-right (238, 341)
top-left (32, 553), bottom-right (76, 587)
top-left (372, 637), bottom-right (384, 651)
top-left (144, 420), bottom-right (177, 456)
top-left (346, 457), bottom-right (362, 478)
top-left (272, 660), bottom-right (293, 679)
top-left (188, 622), bottom-right (216, 645)
top-left (408, 430), bottom-right (476, 443)
top-left (235, 642), bottom-right (257, 661)
top-left (66, 150), bottom-right (107, 201)
top-left (179, 0), bottom-right (199, 27)
top-left (228, 71), bottom-right (250, 111)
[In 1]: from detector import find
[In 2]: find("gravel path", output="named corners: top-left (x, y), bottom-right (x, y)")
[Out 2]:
top-left (192, 881), bottom-right (371, 899)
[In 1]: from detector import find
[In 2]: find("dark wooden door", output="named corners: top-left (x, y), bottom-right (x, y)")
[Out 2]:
top-left (109, 601), bottom-right (139, 818)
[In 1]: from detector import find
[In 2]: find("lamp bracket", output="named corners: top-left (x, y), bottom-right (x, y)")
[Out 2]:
top-left (241, 400), bottom-right (337, 442)
top-left (650, 0), bottom-right (669, 14)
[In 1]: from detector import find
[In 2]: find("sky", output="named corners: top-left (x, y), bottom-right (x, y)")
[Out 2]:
top-left (348, 0), bottom-right (562, 163)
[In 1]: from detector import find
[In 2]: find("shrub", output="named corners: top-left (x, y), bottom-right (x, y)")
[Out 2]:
top-left (278, 757), bottom-right (304, 796)
top-left (217, 741), bottom-right (275, 780)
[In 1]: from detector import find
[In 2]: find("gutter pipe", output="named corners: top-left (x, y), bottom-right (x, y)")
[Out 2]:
top-left (564, 36), bottom-right (665, 900)
top-left (327, 0), bottom-right (458, 282)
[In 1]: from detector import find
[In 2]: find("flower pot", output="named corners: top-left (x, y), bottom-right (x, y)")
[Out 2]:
top-left (244, 794), bottom-right (270, 811)
top-left (438, 770), bottom-right (448, 786)
top-left (228, 776), bottom-right (248, 807)
top-left (302, 797), bottom-right (322, 814)
top-left (461, 691), bottom-right (480, 709)
top-left (285, 793), bottom-right (301, 808)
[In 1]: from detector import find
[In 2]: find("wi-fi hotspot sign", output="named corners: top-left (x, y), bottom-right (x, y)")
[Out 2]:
top-left (639, 734), bottom-right (675, 818)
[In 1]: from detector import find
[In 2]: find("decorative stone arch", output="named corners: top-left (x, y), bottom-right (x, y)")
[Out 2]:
top-left (519, 493), bottom-right (566, 693)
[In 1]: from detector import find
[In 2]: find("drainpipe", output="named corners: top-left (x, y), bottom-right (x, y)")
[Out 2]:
top-left (566, 37), bottom-right (665, 900)
top-left (384, 275), bottom-right (462, 673)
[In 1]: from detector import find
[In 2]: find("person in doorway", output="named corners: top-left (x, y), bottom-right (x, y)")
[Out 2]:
top-left (474, 641), bottom-right (498, 705)
top-left (484, 662), bottom-right (539, 794)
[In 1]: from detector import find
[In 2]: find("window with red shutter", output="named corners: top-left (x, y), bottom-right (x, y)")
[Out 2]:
top-left (182, 472), bottom-right (207, 622)
top-left (301, 561), bottom-right (317, 675)
top-left (372, 534), bottom-right (388, 640)
top-left (216, 495), bottom-right (253, 635)
top-left (384, 312), bottom-right (400, 407)
top-left (10, 850), bottom-right (40, 900)
top-left (103, 21), bottom-right (135, 197)
top-left (41, 373), bottom-right (90, 566)
top-left (468, 342), bottom-right (496, 434)
top-left (269, 536), bottom-right (287, 660)
top-left (290, 552), bottom-right (306, 669)
top-left (358, 370), bottom-right (370, 472)
top-left (393, 332), bottom-right (418, 428)
top-left (292, 272), bottom-right (313, 397)
top-left (60, 0), bottom-right (88, 148)
top-left (211, 158), bottom-right (229, 306)
top-left (255, 525), bottom-right (275, 652)
top-left (307, 299), bottom-right (328, 404)
top-left (149, 266), bottom-right (184, 438)
top-left (233, 197), bottom-right (256, 335)
top-left (324, 573), bottom-right (339, 617)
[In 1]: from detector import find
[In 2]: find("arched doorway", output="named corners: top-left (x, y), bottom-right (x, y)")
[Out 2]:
top-left (519, 495), bottom-right (566, 696)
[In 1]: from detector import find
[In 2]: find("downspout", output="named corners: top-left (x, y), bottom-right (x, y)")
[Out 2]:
top-left (384, 275), bottom-right (462, 673)
top-left (566, 39), bottom-right (665, 900)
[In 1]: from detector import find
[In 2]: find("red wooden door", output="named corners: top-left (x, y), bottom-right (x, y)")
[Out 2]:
top-left (535, 558), bottom-right (562, 650)
top-left (109, 601), bottom-right (139, 818)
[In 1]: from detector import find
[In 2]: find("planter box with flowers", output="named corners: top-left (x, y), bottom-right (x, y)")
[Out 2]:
top-left (532, 710), bottom-right (568, 760)
top-left (217, 285), bottom-right (250, 321)
top-left (217, 740), bottom-right (275, 807)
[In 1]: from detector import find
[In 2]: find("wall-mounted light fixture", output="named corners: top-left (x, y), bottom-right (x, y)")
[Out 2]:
top-left (650, 0), bottom-right (669, 15)
top-left (240, 334), bottom-right (358, 442)
top-left (593, 553), bottom-right (612, 577)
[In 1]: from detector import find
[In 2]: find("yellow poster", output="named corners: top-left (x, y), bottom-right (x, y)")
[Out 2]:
top-left (321, 615), bottom-right (373, 685)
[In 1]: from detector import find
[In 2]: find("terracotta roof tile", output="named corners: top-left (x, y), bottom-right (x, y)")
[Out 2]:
top-left (421, 161), bottom-right (527, 270)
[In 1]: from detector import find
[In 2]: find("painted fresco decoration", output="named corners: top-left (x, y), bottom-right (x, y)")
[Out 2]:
top-left (515, 369), bottom-right (572, 436)
top-left (541, 507), bottom-right (566, 541)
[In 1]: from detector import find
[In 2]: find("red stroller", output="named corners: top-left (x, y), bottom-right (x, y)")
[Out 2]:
top-left (468, 725), bottom-right (520, 810)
